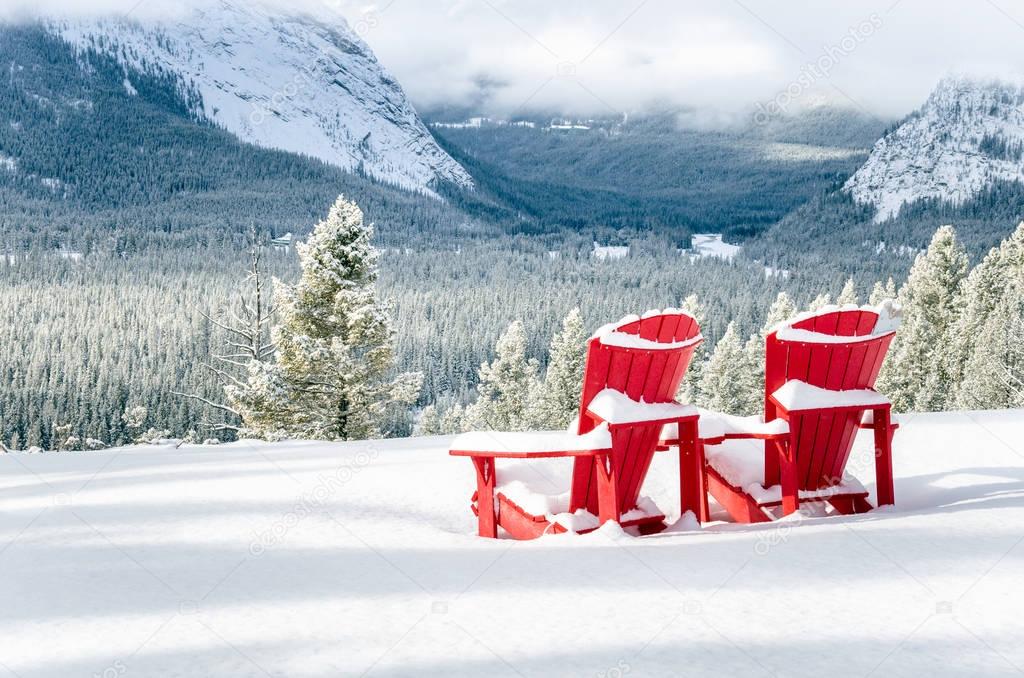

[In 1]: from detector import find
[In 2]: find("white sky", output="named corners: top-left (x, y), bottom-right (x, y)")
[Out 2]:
top-left (8, 0), bottom-right (1024, 119)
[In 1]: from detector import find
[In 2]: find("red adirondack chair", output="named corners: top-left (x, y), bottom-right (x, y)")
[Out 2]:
top-left (450, 310), bottom-right (705, 539)
top-left (703, 303), bottom-right (901, 522)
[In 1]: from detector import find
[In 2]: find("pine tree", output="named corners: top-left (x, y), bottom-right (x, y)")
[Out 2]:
top-left (837, 278), bottom-right (859, 305)
top-left (466, 321), bottom-right (540, 431)
top-left (869, 277), bottom-right (898, 305)
top-left (949, 222), bottom-right (1024, 407)
top-left (877, 226), bottom-right (969, 412)
top-left (233, 196), bottom-right (422, 440)
top-left (533, 308), bottom-right (587, 430)
top-left (742, 292), bottom-right (798, 412)
top-left (807, 293), bottom-right (832, 312)
top-left (414, 405), bottom-right (442, 436)
top-left (677, 295), bottom-right (707, 404)
top-left (957, 283), bottom-right (1024, 409)
top-left (441, 403), bottom-right (467, 434)
top-left (762, 291), bottom-right (798, 334)
top-left (699, 322), bottom-right (760, 415)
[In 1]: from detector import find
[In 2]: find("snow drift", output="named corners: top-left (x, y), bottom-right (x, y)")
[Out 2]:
top-left (1, 409), bottom-right (1022, 676)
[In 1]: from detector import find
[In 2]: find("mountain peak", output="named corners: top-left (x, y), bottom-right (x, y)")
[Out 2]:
top-left (844, 76), bottom-right (1024, 221)
top-left (52, 1), bottom-right (473, 195)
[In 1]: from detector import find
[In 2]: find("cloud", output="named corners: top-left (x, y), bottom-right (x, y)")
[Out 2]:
top-left (330, 0), bottom-right (1024, 120)
top-left (6, 0), bottom-right (1024, 120)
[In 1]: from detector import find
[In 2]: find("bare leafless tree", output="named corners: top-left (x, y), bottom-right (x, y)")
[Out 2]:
top-left (173, 226), bottom-right (275, 431)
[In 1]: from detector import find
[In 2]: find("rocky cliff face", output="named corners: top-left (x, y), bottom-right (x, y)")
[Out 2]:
top-left (845, 77), bottom-right (1024, 222)
top-left (54, 1), bottom-right (473, 195)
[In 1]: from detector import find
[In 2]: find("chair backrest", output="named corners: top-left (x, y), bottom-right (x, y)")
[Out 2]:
top-left (570, 311), bottom-right (702, 516)
top-left (765, 306), bottom-right (896, 489)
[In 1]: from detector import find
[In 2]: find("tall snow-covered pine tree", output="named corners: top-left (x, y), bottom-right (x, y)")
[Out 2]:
top-left (677, 295), bottom-right (708, 404)
top-left (466, 321), bottom-right (540, 431)
top-left (533, 308), bottom-right (587, 430)
top-left (877, 225), bottom-right (968, 412)
top-left (950, 222), bottom-right (1024, 408)
top-left (233, 196), bottom-right (421, 440)
top-left (699, 322), bottom-right (760, 415)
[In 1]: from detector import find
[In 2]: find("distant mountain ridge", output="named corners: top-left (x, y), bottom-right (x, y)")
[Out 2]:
top-left (51, 1), bottom-right (472, 195)
top-left (845, 76), bottom-right (1024, 222)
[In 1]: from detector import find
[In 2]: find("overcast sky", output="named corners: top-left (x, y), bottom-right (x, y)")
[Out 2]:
top-left (8, 0), bottom-right (1024, 120)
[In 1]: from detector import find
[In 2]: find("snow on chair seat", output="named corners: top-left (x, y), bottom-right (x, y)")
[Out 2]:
top-left (706, 438), bottom-right (868, 507)
top-left (494, 469), bottom-right (665, 535)
top-left (770, 380), bottom-right (891, 412)
top-left (586, 388), bottom-right (698, 426)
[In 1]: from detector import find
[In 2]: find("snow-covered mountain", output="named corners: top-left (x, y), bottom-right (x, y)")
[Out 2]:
top-left (845, 77), bottom-right (1024, 222)
top-left (51, 1), bottom-right (472, 195)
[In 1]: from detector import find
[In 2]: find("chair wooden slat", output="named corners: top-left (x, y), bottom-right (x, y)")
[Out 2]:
top-left (638, 314), bottom-right (665, 341)
top-left (865, 335), bottom-right (894, 384)
top-left (620, 424), bottom-right (661, 513)
top-left (855, 310), bottom-right (879, 335)
top-left (811, 311), bottom-right (841, 335)
top-left (786, 343), bottom-right (813, 383)
top-left (658, 314), bottom-right (683, 343)
top-left (835, 311), bottom-right (861, 336)
top-left (642, 352), bottom-right (671, 402)
top-left (806, 344), bottom-right (832, 387)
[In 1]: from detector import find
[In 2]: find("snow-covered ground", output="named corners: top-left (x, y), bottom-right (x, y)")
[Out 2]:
top-left (2, 410), bottom-right (1023, 677)
top-left (593, 242), bottom-right (629, 260)
top-left (686, 234), bottom-right (742, 261)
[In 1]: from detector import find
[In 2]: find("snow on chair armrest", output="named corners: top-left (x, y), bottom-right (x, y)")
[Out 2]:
top-left (702, 409), bottom-right (790, 440)
top-left (586, 388), bottom-right (698, 426)
top-left (449, 425), bottom-right (612, 457)
top-left (662, 409), bottom-right (789, 443)
top-left (771, 380), bottom-right (890, 412)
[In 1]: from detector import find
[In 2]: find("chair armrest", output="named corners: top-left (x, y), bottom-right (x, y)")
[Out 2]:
top-left (664, 409), bottom-right (789, 446)
top-left (449, 427), bottom-right (613, 459)
top-left (449, 448), bottom-right (607, 459)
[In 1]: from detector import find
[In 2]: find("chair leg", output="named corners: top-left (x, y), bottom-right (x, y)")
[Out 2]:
top-left (594, 452), bottom-right (621, 526)
top-left (678, 420), bottom-right (708, 523)
top-left (778, 433), bottom-right (799, 516)
top-left (873, 408), bottom-right (895, 507)
top-left (472, 456), bottom-right (498, 538)
top-left (697, 437), bottom-right (710, 523)
top-left (829, 495), bottom-right (874, 515)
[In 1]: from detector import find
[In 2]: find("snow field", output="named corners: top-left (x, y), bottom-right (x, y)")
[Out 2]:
top-left (0, 410), bottom-right (1022, 676)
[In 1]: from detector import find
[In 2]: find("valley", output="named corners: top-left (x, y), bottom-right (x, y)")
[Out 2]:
top-left (0, 3), bottom-right (1022, 447)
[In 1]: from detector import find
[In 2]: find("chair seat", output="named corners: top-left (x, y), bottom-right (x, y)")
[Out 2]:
top-left (587, 389), bottom-right (698, 425)
top-left (705, 439), bottom-right (867, 507)
top-left (771, 380), bottom-right (891, 412)
top-left (491, 458), bottom-right (664, 534)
